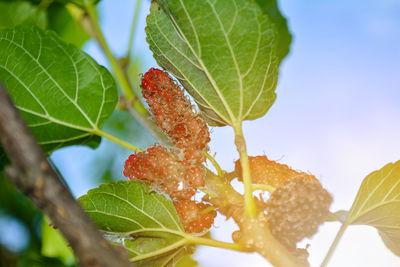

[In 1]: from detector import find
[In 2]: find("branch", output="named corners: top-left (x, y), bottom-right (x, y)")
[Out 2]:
top-left (0, 81), bottom-right (131, 267)
top-left (204, 171), bottom-right (304, 267)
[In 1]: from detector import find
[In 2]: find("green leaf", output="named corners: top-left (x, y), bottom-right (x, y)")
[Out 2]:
top-left (254, 0), bottom-right (292, 64)
top-left (78, 181), bottom-right (183, 234)
top-left (0, 26), bottom-right (117, 158)
top-left (0, 1), bottom-right (47, 30)
top-left (346, 161), bottom-right (400, 256)
top-left (41, 216), bottom-right (75, 265)
top-left (146, 0), bottom-right (278, 126)
top-left (79, 181), bottom-right (191, 264)
top-left (123, 237), bottom-right (193, 266)
top-left (175, 253), bottom-right (198, 267)
top-left (47, 3), bottom-right (90, 48)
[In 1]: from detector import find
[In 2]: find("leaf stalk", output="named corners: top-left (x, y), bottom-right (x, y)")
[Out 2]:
top-left (93, 129), bottom-right (143, 153)
top-left (183, 234), bottom-right (246, 252)
top-left (233, 123), bottom-right (256, 217)
top-left (321, 223), bottom-right (348, 267)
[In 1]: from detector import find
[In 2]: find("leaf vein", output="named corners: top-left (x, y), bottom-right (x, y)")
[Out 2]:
top-left (2, 35), bottom-right (95, 127)
top-left (91, 191), bottom-right (167, 229)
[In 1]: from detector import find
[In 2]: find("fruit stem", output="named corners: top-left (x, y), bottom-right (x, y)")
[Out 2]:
top-left (321, 222), bottom-right (348, 267)
top-left (198, 187), bottom-right (216, 198)
top-left (233, 122), bottom-right (256, 218)
top-left (199, 205), bottom-right (217, 216)
top-left (93, 129), bottom-right (143, 152)
top-left (205, 152), bottom-right (224, 177)
top-left (252, 184), bottom-right (275, 193)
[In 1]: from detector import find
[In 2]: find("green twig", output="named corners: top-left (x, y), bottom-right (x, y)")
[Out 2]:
top-left (85, 4), bottom-right (137, 102)
top-left (127, 0), bottom-right (143, 60)
top-left (321, 223), bottom-right (348, 267)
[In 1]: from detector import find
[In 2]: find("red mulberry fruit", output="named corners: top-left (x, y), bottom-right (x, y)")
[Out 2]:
top-left (123, 145), bottom-right (205, 200)
top-left (141, 68), bottom-right (210, 163)
top-left (174, 200), bottom-right (217, 233)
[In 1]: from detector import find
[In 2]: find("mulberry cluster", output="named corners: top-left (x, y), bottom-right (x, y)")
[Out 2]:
top-left (173, 200), bottom-right (217, 233)
top-left (124, 68), bottom-right (215, 232)
top-left (234, 155), bottom-right (317, 187)
top-left (123, 145), bottom-right (205, 200)
top-left (141, 68), bottom-right (210, 163)
top-left (265, 178), bottom-right (332, 249)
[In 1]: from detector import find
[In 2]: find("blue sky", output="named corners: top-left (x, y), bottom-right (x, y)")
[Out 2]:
top-left (49, 0), bottom-right (400, 266)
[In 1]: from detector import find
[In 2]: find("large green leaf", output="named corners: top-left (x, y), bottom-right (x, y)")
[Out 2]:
top-left (79, 181), bottom-right (191, 265)
top-left (0, 1), bottom-right (47, 30)
top-left (146, 0), bottom-right (278, 126)
top-left (346, 161), bottom-right (400, 256)
top-left (254, 0), bottom-right (292, 64)
top-left (0, 26), bottom-right (117, 160)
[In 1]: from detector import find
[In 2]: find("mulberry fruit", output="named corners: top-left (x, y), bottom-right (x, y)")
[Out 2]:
top-left (265, 178), bottom-right (332, 249)
top-left (141, 68), bottom-right (210, 163)
top-left (235, 155), bottom-right (317, 188)
top-left (123, 145), bottom-right (205, 200)
top-left (174, 200), bottom-right (217, 233)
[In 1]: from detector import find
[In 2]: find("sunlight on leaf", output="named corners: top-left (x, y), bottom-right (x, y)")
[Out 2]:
top-left (79, 181), bottom-right (192, 265)
top-left (346, 160), bottom-right (400, 256)
top-left (146, 0), bottom-right (278, 126)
